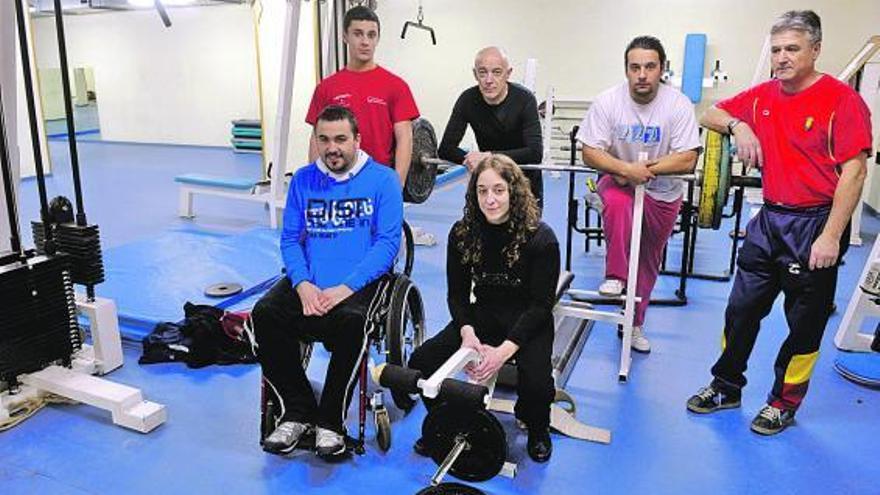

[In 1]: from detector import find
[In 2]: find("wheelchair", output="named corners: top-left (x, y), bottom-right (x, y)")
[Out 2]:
top-left (259, 221), bottom-right (426, 454)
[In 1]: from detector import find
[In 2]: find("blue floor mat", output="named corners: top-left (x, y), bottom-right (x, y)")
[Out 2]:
top-left (835, 352), bottom-right (880, 388)
top-left (96, 227), bottom-right (281, 338)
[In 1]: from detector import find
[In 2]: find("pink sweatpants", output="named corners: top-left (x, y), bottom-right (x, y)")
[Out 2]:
top-left (598, 175), bottom-right (682, 327)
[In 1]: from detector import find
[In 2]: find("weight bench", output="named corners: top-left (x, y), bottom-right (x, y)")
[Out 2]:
top-left (496, 270), bottom-right (591, 390)
top-left (175, 174), bottom-right (282, 226)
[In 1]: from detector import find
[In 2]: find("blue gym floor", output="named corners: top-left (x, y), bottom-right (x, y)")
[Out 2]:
top-left (3, 138), bottom-right (879, 494)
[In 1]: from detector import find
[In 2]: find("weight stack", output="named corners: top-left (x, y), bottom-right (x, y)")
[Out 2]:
top-left (230, 119), bottom-right (262, 154)
top-left (31, 221), bottom-right (105, 287)
top-left (0, 254), bottom-right (81, 384)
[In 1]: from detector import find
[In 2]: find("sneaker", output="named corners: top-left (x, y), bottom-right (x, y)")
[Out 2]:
top-left (686, 385), bottom-right (741, 414)
top-left (411, 226), bottom-right (437, 247)
top-left (315, 426), bottom-right (346, 457)
top-left (263, 421), bottom-right (310, 454)
top-left (750, 404), bottom-right (795, 435)
top-left (527, 427), bottom-right (552, 463)
top-left (598, 278), bottom-right (625, 297)
top-left (630, 326), bottom-right (651, 353)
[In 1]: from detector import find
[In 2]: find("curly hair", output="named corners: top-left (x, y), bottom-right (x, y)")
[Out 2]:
top-left (455, 154), bottom-right (541, 269)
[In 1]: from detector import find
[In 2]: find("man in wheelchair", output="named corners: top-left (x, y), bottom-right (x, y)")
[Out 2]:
top-left (408, 154), bottom-right (560, 463)
top-left (252, 105), bottom-right (403, 458)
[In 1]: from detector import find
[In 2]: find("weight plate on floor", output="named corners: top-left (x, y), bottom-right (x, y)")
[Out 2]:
top-left (205, 282), bottom-right (243, 298)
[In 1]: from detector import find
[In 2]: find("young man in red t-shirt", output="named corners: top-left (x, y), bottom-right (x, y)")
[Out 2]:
top-left (305, 6), bottom-right (420, 186)
top-left (686, 10), bottom-right (873, 435)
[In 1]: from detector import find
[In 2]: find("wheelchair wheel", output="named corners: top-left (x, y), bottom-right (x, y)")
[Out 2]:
top-left (397, 221), bottom-right (415, 277)
top-left (386, 274), bottom-right (425, 410)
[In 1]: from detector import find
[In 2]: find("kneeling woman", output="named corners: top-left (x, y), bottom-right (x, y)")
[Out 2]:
top-left (408, 154), bottom-right (559, 463)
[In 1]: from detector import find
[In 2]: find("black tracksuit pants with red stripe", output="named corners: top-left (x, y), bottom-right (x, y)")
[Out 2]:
top-left (710, 204), bottom-right (849, 411)
top-left (253, 277), bottom-right (380, 434)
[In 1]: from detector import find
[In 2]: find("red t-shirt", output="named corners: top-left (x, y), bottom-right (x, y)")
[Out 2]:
top-left (718, 75), bottom-right (872, 207)
top-left (306, 66), bottom-right (420, 167)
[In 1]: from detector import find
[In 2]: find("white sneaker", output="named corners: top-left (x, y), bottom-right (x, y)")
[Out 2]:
top-left (263, 421), bottom-right (310, 454)
top-left (598, 279), bottom-right (625, 297)
top-left (315, 426), bottom-right (346, 457)
top-left (411, 226), bottom-right (437, 247)
top-left (630, 326), bottom-right (651, 354)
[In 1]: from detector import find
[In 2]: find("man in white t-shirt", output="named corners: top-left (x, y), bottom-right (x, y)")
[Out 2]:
top-left (576, 36), bottom-right (701, 353)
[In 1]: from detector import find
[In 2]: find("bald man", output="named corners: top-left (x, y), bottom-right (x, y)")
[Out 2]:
top-left (438, 46), bottom-right (544, 205)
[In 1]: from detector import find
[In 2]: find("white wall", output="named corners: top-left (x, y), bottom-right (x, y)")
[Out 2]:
top-left (376, 0), bottom-right (880, 132)
top-left (29, 2), bottom-right (318, 171)
top-left (32, 4), bottom-right (261, 148)
top-left (4, 5), bottom-right (52, 181)
top-left (12, 1), bottom-right (880, 180)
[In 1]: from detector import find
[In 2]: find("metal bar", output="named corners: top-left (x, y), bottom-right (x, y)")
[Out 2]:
top-left (430, 436), bottom-right (468, 486)
top-left (0, 80), bottom-right (22, 255)
top-left (13, 0), bottom-right (52, 237)
top-left (268, 0), bottom-right (302, 229)
top-left (52, 0), bottom-right (87, 226)
top-left (728, 186), bottom-right (745, 276)
top-left (564, 126), bottom-right (579, 271)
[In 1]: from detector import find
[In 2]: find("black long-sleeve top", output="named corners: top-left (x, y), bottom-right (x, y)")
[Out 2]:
top-left (438, 83), bottom-right (543, 165)
top-left (446, 220), bottom-right (560, 347)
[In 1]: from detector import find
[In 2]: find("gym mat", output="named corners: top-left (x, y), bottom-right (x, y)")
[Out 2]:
top-left (682, 33), bottom-right (707, 104)
top-left (834, 352), bottom-right (880, 388)
top-left (96, 227), bottom-right (281, 339)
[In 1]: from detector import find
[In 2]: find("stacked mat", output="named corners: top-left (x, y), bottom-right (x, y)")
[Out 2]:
top-left (231, 119), bottom-right (262, 154)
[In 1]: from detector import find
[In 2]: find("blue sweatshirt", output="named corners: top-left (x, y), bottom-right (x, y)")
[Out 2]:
top-left (281, 151), bottom-right (402, 292)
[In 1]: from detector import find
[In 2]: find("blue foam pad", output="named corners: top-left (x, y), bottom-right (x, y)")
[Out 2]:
top-left (97, 228), bottom-right (281, 339)
top-left (681, 33), bottom-right (707, 104)
top-left (174, 173), bottom-right (257, 190)
top-left (834, 352), bottom-right (880, 388)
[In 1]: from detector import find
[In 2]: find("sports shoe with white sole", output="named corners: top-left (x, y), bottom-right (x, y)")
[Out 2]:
top-left (599, 278), bottom-right (625, 297)
top-left (315, 426), bottom-right (346, 457)
top-left (263, 421), bottom-right (310, 455)
top-left (750, 404), bottom-right (795, 435)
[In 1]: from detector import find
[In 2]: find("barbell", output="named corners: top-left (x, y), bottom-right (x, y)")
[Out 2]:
top-left (403, 119), bottom-right (760, 230)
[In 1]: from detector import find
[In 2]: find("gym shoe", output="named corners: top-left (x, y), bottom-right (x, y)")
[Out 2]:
top-left (411, 226), bottom-right (437, 246)
top-left (686, 385), bottom-right (741, 414)
top-left (630, 326), bottom-right (651, 353)
top-left (598, 278), bottom-right (625, 297)
top-left (413, 436), bottom-right (430, 457)
top-left (315, 426), bottom-right (346, 457)
top-left (263, 421), bottom-right (310, 454)
top-left (527, 427), bottom-right (552, 463)
top-left (750, 404), bottom-right (795, 435)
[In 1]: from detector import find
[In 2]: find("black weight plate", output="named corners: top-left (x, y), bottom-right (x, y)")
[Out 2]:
top-left (415, 482), bottom-right (486, 495)
top-left (205, 282), bottom-right (243, 298)
top-left (405, 118), bottom-right (439, 204)
top-left (422, 403), bottom-right (506, 482)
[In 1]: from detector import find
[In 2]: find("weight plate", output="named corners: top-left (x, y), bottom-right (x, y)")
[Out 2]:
top-left (204, 282), bottom-right (243, 298)
top-left (714, 133), bottom-right (732, 229)
top-left (405, 118), bottom-right (440, 204)
top-left (422, 403), bottom-right (507, 482)
top-left (415, 482), bottom-right (486, 495)
top-left (698, 130), bottom-right (723, 229)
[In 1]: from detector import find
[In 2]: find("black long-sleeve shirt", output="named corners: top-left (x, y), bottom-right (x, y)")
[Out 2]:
top-left (446, 220), bottom-right (559, 347)
top-left (438, 83), bottom-right (543, 165)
